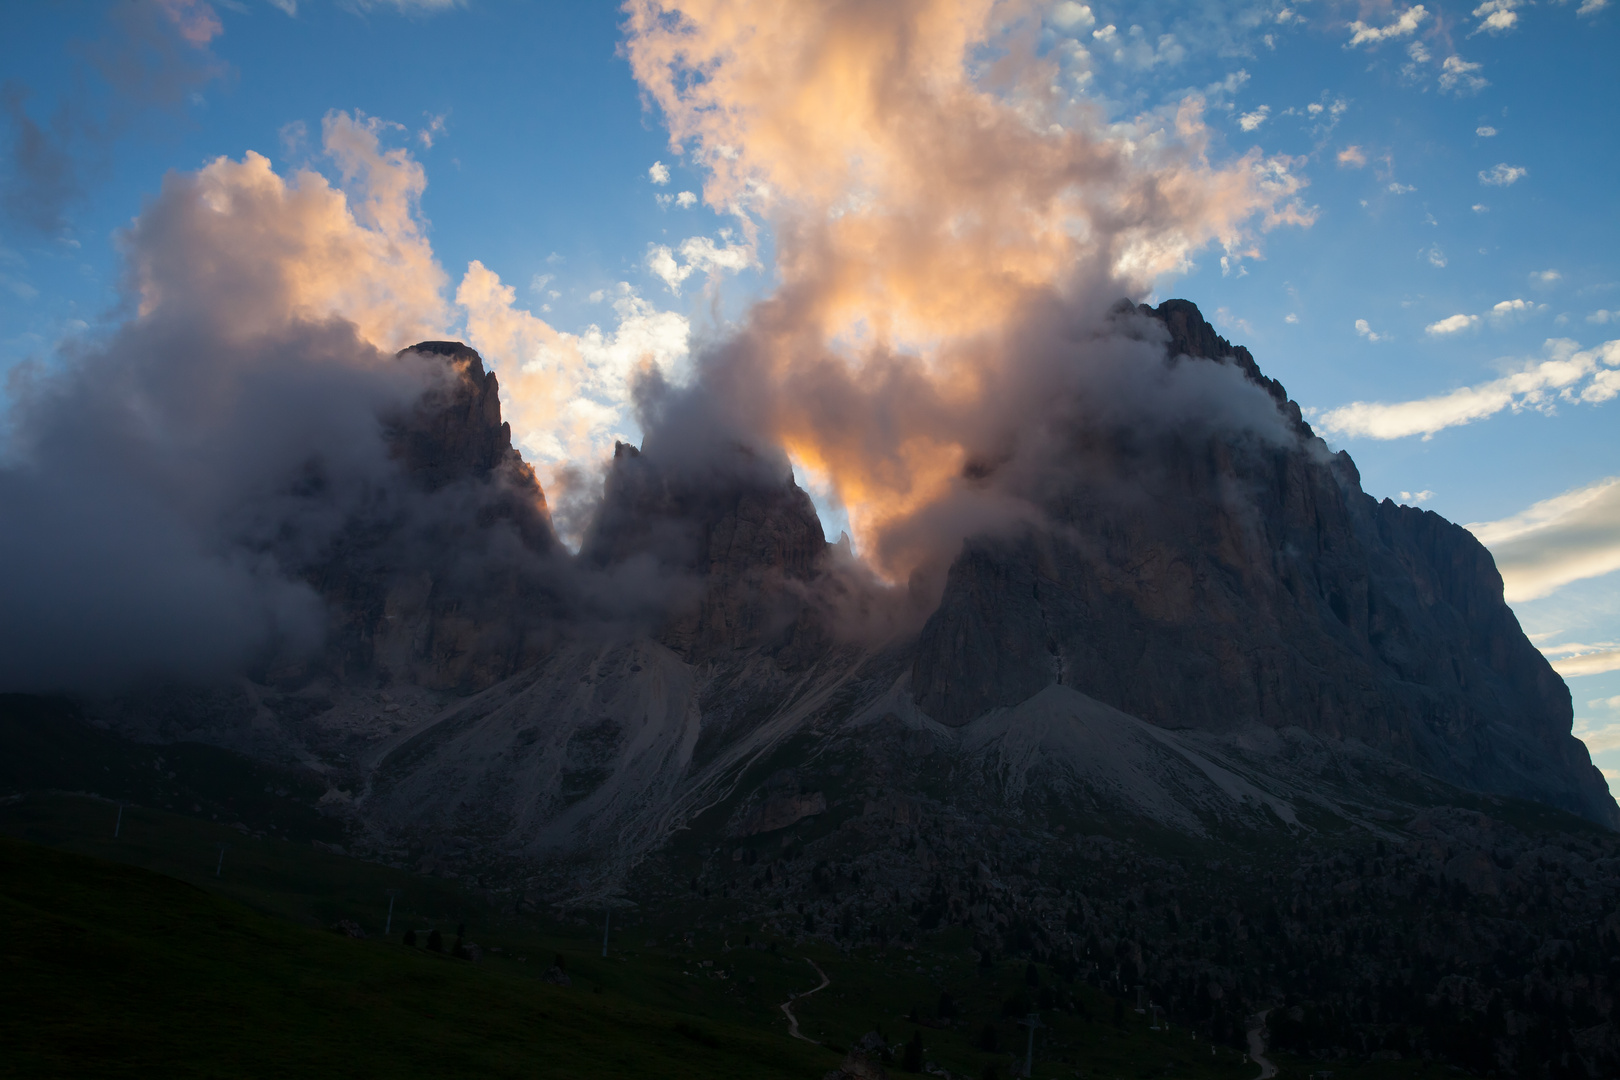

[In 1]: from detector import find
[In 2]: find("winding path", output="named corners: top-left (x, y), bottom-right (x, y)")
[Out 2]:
top-left (1247, 1010), bottom-right (1277, 1080)
top-left (780, 958), bottom-right (831, 1043)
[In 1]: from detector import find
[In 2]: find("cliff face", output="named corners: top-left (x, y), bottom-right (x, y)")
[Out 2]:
top-left (580, 439), bottom-right (827, 661)
top-left (910, 301), bottom-right (1614, 826)
top-left (305, 341), bottom-right (562, 692)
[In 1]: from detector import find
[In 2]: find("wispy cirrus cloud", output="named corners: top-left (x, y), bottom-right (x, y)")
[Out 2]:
top-left (1318, 338), bottom-right (1620, 440)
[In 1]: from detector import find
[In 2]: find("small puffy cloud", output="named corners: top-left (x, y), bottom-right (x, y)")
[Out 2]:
top-left (1590, 310), bottom-right (1617, 324)
top-left (1093, 24), bottom-right (1116, 41)
top-left (1238, 106), bottom-right (1270, 131)
top-left (1388, 181), bottom-right (1416, 194)
top-left (1426, 245), bottom-right (1447, 268)
top-left (1480, 163), bottom-right (1527, 186)
top-left (1427, 314), bottom-right (1479, 335)
top-left (1049, 2), bottom-right (1096, 30)
top-left (1577, 0), bottom-right (1609, 15)
top-left (1319, 338), bottom-right (1620, 440)
top-left (1400, 489), bottom-right (1436, 503)
top-left (1470, 477), bottom-right (1620, 601)
top-left (1492, 298), bottom-right (1541, 318)
top-left (1440, 55), bottom-right (1489, 95)
top-left (1348, 5), bottom-right (1428, 46)
top-left (1471, 0), bottom-right (1522, 34)
top-left (1472, 203), bottom-right (1490, 213)
top-left (1337, 145), bottom-right (1367, 167)
top-left (648, 160), bottom-right (671, 185)
top-left (646, 234), bottom-right (754, 294)
top-left (1531, 269), bottom-right (1562, 286)
top-left (675, 190), bottom-right (697, 208)
top-left (1476, 125), bottom-right (1498, 137)
top-left (1285, 313), bottom-right (1299, 324)
top-left (1355, 318), bottom-right (1383, 342)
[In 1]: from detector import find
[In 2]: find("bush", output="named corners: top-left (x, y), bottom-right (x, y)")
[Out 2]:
top-left (426, 928), bottom-right (443, 952)
top-left (402, 929), bottom-right (417, 946)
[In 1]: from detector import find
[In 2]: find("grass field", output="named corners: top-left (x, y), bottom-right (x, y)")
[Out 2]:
top-left (0, 792), bottom-right (1467, 1080)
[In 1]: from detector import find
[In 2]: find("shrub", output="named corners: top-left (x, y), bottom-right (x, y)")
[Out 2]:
top-left (426, 928), bottom-right (443, 952)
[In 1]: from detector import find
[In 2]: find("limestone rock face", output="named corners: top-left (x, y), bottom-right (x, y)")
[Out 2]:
top-left (910, 301), bottom-right (1615, 827)
top-left (580, 440), bottom-right (826, 660)
top-left (306, 341), bottom-right (562, 692)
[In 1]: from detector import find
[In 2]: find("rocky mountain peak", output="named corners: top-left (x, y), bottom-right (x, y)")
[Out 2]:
top-left (582, 439), bottom-right (826, 658)
top-left (393, 341), bottom-right (531, 493)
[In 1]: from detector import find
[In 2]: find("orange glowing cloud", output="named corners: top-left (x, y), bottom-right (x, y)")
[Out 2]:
top-left (621, 0), bottom-right (1316, 579)
top-left (124, 111), bottom-right (449, 351)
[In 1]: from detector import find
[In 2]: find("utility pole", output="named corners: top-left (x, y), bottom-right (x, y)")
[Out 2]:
top-left (1018, 1012), bottom-right (1043, 1078)
top-left (113, 804), bottom-right (123, 839)
top-left (601, 908), bottom-right (611, 958)
top-left (385, 889), bottom-right (403, 936)
top-left (215, 842), bottom-right (230, 877)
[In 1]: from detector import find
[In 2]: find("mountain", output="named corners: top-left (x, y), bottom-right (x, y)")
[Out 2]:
top-left (46, 302), bottom-right (1620, 1076)
top-left (98, 300), bottom-right (1613, 862)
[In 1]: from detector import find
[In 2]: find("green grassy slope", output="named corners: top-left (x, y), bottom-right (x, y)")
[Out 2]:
top-left (0, 830), bottom-right (831, 1080)
top-left (0, 794), bottom-right (1464, 1080)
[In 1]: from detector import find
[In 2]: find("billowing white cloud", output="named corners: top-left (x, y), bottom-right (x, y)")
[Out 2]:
top-left (1480, 163), bottom-right (1527, 186)
top-left (675, 190), bottom-right (697, 208)
top-left (1355, 318), bottom-right (1383, 342)
top-left (457, 263), bottom-right (689, 477)
top-left (1319, 338), bottom-right (1620, 440)
top-left (1427, 314), bottom-right (1479, 335)
top-left (1400, 489), bottom-right (1435, 503)
top-left (1337, 145), bottom-right (1367, 167)
top-left (1348, 5), bottom-right (1428, 46)
top-left (648, 160), bottom-right (671, 184)
top-left (1577, 0), bottom-right (1609, 16)
top-left (1440, 55), bottom-right (1488, 95)
top-left (1476, 125), bottom-right (1498, 137)
top-left (1590, 310), bottom-right (1617, 324)
top-left (1238, 106), bottom-right (1269, 131)
top-left (1469, 477), bottom-right (1620, 601)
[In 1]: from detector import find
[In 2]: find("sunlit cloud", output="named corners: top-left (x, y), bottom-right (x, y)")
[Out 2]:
top-left (1427, 314), bottom-right (1478, 335)
top-left (1470, 478), bottom-right (1620, 601)
top-left (1347, 5), bottom-right (1428, 46)
top-left (1319, 338), bottom-right (1620, 440)
top-left (620, 0), bottom-right (1318, 575)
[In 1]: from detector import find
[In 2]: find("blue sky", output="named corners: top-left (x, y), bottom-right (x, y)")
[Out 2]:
top-left (4, 0), bottom-right (1618, 786)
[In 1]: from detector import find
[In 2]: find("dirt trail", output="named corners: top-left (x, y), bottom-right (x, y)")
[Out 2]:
top-left (1247, 1010), bottom-right (1277, 1080)
top-left (779, 958), bottom-right (830, 1043)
